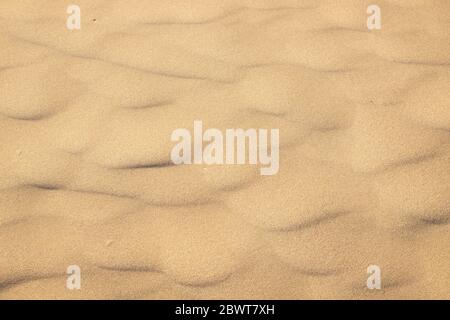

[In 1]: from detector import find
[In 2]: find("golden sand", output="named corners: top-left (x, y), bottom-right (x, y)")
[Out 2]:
top-left (0, 0), bottom-right (449, 299)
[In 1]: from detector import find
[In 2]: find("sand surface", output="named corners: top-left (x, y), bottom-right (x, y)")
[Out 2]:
top-left (0, 0), bottom-right (449, 299)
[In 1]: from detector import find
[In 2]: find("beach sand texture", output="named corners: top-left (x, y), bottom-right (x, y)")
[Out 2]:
top-left (0, 0), bottom-right (449, 299)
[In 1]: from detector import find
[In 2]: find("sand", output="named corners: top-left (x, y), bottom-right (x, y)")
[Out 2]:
top-left (0, 0), bottom-right (449, 299)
